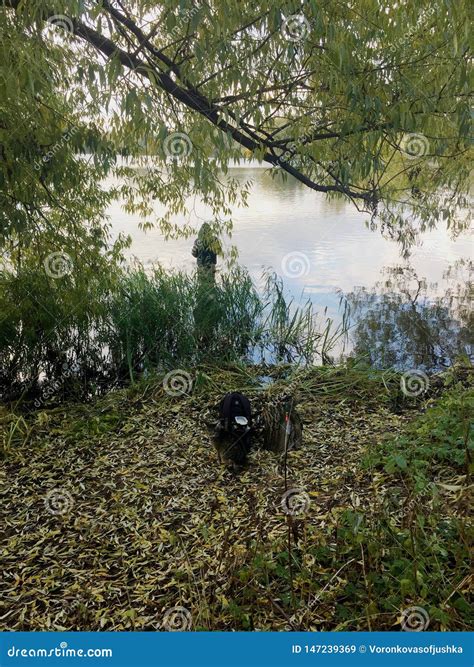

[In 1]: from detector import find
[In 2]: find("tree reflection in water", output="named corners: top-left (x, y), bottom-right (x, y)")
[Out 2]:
top-left (344, 259), bottom-right (473, 371)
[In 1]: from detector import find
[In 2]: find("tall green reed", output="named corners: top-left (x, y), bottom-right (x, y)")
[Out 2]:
top-left (0, 261), bottom-right (347, 403)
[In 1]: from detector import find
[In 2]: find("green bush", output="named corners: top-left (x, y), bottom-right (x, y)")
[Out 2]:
top-left (364, 383), bottom-right (473, 483)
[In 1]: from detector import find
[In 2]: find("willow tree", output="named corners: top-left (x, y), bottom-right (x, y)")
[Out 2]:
top-left (0, 0), bottom-right (472, 251)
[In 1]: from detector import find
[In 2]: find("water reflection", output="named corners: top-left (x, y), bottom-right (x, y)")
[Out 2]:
top-left (344, 260), bottom-right (473, 371)
top-left (108, 168), bottom-right (471, 327)
top-left (107, 167), bottom-right (472, 366)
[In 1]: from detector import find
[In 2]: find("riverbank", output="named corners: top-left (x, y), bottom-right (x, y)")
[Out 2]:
top-left (0, 363), bottom-right (471, 631)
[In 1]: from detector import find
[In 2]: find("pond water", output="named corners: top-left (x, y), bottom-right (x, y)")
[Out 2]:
top-left (107, 165), bottom-right (472, 366)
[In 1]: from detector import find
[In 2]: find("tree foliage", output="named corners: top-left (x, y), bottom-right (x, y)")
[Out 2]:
top-left (0, 0), bottom-right (471, 250)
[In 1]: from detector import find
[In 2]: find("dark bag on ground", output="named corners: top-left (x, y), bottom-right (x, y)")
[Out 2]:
top-left (214, 392), bottom-right (252, 463)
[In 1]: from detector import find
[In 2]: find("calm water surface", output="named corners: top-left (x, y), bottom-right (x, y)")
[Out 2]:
top-left (107, 167), bottom-right (472, 328)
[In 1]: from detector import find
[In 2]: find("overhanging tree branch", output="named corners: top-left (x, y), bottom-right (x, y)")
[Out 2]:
top-left (1, 0), bottom-right (375, 204)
